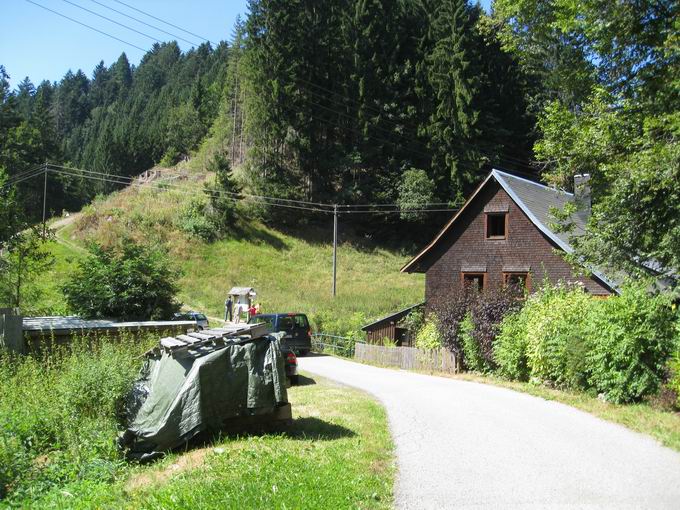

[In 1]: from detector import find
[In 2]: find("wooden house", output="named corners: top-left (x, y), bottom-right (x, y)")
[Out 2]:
top-left (401, 169), bottom-right (617, 301)
top-left (361, 303), bottom-right (424, 346)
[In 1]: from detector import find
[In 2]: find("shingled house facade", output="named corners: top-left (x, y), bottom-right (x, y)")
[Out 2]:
top-left (401, 169), bottom-right (617, 302)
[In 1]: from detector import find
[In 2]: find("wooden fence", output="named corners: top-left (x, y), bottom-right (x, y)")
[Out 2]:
top-left (354, 343), bottom-right (459, 374)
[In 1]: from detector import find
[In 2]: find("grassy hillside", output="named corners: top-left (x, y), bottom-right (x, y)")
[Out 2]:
top-left (44, 168), bottom-right (424, 335)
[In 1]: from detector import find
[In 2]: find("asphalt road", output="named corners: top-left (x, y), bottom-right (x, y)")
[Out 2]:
top-left (298, 355), bottom-right (680, 510)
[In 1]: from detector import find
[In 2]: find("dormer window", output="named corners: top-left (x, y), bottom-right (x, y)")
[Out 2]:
top-left (486, 212), bottom-right (507, 239)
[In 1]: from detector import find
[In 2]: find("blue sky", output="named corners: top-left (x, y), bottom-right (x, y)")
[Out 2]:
top-left (1, 0), bottom-right (492, 89)
top-left (1, 0), bottom-right (248, 88)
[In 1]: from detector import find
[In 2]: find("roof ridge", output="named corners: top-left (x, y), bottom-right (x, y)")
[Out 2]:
top-left (491, 168), bottom-right (574, 196)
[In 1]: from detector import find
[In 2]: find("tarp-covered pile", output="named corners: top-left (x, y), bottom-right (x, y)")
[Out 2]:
top-left (118, 330), bottom-right (289, 461)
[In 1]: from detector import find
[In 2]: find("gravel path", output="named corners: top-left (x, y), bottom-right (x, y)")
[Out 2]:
top-left (298, 355), bottom-right (680, 509)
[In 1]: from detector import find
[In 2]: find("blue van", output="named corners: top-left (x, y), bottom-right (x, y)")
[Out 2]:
top-left (248, 313), bottom-right (312, 355)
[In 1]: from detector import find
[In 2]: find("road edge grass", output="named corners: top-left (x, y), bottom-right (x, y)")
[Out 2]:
top-left (347, 356), bottom-right (680, 453)
top-left (19, 371), bottom-right (395, 509)
top-left (122, 372), bottom-right (395, 509)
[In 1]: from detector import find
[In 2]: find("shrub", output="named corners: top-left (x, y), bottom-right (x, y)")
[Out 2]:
top-left (63, 240), bottom-right (182, 321)
top-left (460, 313), bottom-right (485, 372)
top-left (586, 284), bottom-right (676, 403)
top-left (204, 153), bottom-right (240, 234)
top-left (494, 310), bottom-right (530, 381)
top-left (0, 335), bottom-right (152, 503)
top-left (432, 287), bottom-right (520, 368)
top-left (382, 337), bottom-right (397, 348)
top-left (177, 198), bottom-right (216, 241)
top-left (431, 291), bottom-right (476, 357)
top-left (523, 285), bottom-right (595, 389)
top-left (664, 350), bottom-right (680, 410)
top-left (399, 308), bottom-right (424, 343)
top-left (415, 315), bottom-right (443, 350)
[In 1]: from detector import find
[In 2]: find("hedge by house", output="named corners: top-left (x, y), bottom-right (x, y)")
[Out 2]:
top-left (492, 282), bottom-right (678, 404)
top-left (424, 281), bottom-right (679, 406)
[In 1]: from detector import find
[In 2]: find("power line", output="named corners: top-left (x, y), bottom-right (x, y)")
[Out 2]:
top-left (88, 0), bottom-right (202, 47)
top-left (46, 164), bottom-right (457, 211)
top-left (111, 0), bottom-right (210, 43)
top-left (41, 165), bottom-right (458, 214)
top-left (46, 163), bottom-right (337, 209)
top-left (61, 0), bottom-right (164, 44)
top-left (24, 0), bottom-right (147, 52)
top-left (46, 167), bottom-right (334, 213)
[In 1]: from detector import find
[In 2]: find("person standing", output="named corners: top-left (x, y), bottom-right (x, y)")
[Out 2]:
top-left (224, 295), bottom-right (233, 322)
top-left (248, 303), bottom-right (257, 321)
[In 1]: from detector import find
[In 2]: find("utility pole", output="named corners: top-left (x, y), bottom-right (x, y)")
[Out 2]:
top-left (42, 164), bottom-right (48, 239)
top-left (332, 204), bottom-right (338, 297)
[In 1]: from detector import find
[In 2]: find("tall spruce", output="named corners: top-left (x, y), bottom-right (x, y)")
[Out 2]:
top-left (426, 0), bottom-right (485, 202)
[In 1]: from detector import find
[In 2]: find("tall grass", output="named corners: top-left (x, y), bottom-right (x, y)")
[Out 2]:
top-left (0, 334), bottom-right (153, 503)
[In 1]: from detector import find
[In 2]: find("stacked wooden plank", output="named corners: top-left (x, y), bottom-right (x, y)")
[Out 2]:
top-left (158, 322), bottom-right (270, 356)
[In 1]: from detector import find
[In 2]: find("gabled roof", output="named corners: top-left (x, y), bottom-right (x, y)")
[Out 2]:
top-left (401, 169), bottom-right (617, 291)
top-left (361, 302), bottom-right (424, 331)
top-left (228, 287), bottom-right (256, 296)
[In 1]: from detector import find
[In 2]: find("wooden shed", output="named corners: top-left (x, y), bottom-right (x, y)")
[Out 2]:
top-left (361, 303), bottom-right (424, 346)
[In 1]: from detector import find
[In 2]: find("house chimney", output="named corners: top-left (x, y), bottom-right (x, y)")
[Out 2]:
top-left (574, 174), bottom-right (591, 214)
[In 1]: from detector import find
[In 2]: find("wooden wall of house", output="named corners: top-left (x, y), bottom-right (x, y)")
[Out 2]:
top-left (423, 181), bottom-right (611, 304)
top-left (366, 322), bottom-right (396, 344)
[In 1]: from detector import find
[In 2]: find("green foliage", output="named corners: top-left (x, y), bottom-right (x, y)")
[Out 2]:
top-left (176, 197), bottom-right (216, 241)
top-left (460, 312), bottom-right (484, 372)
top-left (494, 310), bottom-right (530, 381)
top-left (398, 169), bottom-right (436, 221)
top-left (399, 307), bottom-right (424, 338)
top-left (310, 310), bottom-right (367, 342)
top-left (523, 285), bottom-right (595, 389)
top-left (494, 282), bottom-right (678, 404)
top-left (0, 335), bottom-right (151, 503)
top-left (382, 337), bottom-right (398, 348)
top-left (0, 227), bottom-right (55, 310)
top-left (505, 0), bottom-right (680, 289)
top-left (666, 350), bottom-right (680, 411)
top-left (586, 284), bottom-right (676, 404)
top-left (63, 240), bottom-right (182, 320)
top-left (204, 153), bottom-right (240, 235)
top-left (415, 315), bottom-right (443, 351)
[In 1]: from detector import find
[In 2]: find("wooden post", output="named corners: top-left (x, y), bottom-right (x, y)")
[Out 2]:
top-left (42, 164), bottom-right (47, 239)
top-left (332, 204), bottom-right (338, 297)
top-left (0, 308), bottom-right (24, 354)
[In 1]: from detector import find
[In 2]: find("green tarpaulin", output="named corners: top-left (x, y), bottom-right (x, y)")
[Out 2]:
top-left (119, 334), bottom-right (288, 460)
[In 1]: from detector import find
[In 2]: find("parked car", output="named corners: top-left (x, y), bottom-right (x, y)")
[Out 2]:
top-left (282, 347), bottom-right (299, 386)
top-left (172, 311), bottom-right (209, 330)
top-left (248, 313), bottom-right (312, 356)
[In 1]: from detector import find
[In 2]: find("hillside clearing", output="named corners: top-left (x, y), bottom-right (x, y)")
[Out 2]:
top-left (41, 177), bottom-right (424, 335)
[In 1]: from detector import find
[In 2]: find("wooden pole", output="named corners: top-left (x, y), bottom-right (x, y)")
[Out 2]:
top-left (42, 164), bottom-right (47, 239)
top-left (332, 204), bottom-right (338, 297)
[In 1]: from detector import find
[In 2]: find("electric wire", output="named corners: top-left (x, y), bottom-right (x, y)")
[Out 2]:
top-left (5, 164), bottom-right (46, 184)
top-left (61, 0), bottom-right (164, 44)
top-left (88, 0), bottom-right (202, 47)
top-left (45, 164), bottom-right (457, 210)
top-left (44, 166), bottom-right (458, 214)
top-left (46, 163), bottom-right (337, 208)
top-left (46, 167), bottom-right (334, 213)
top-left (111, 0), bottom-right (210, 43)
top-left (24, 0), bottom-right (147, 52)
